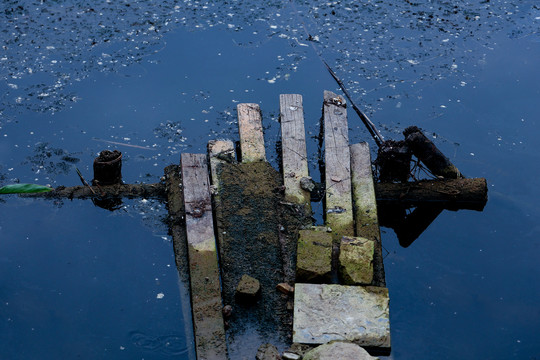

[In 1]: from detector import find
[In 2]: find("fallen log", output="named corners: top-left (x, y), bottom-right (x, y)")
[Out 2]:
top-left (375, 178), bottom-right (487, 210)
top-left (21, 183), bottom-right (165, 199)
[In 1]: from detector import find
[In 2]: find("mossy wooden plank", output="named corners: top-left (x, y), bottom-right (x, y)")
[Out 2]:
top-left (296, 229), bottom-right (332, 283)
top-left (339, 236), bottom-right (375, 285)
top-left (238, 103), bottom-right (266, 162)
top-left (350, 142), bottom-right (385, 287)
top-left (280, 94), bottom-right (311, 211)
top-left (323, 90), bottom-right (354, 239)
top-left (180, 153), bottom-right (227, 360)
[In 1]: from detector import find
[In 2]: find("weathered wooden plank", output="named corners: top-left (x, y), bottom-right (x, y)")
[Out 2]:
top-left (163, 165), bottom-right (197, 360)
top-left (180, 153), bottom-right (227, 360)
top-left (237, 103), bottom-right (266, 162)
top-left (350, 142), bottom-right (385, 287)
top-left (280, 94), bottom-right (311, 212)
top-left (323, 90), bottom-right (354, 239)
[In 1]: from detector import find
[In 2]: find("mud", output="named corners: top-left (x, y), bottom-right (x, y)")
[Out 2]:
top-left (214, 161), bottom-right (310, 357)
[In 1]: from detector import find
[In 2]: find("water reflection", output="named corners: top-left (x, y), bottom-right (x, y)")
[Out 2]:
top-left (0, 199), bottom-right (194, 359)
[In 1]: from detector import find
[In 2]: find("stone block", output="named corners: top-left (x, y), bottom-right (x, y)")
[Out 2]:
top-left (339, 236), bottom-right (374, 285)
top-left (293, 283), bottom-right (390, 349)
top-left (236, 274), bottom-right (261, 302)
top-left (296, 230), bottom-right (332, 283)
top-left (303, 341), bottom-right (379, 360)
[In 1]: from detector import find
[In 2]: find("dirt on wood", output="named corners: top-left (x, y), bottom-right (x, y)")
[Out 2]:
top-left (214, 161), bottom-right (310, 355)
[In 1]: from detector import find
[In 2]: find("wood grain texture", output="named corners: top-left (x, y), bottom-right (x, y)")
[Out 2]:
top-left (237, 103), bottom-right (266, 162)
top-left (350, 142), bottom-right (385, 287)
top-left (323, 90), bottom-right (354, 238)
top-left (280, 94), bottom-right (311, 210)
top-left (180, 153), bottom-right (227, 360)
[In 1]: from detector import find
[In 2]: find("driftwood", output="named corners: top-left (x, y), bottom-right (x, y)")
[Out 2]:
top-left (404, 126), bottom-right (463, 179)
top-left (21, 178), bottom-right (487, 212)
top-left (21, 183), bottom-right (165, 199)
top-left (375, 178), bottom-right (487, 210)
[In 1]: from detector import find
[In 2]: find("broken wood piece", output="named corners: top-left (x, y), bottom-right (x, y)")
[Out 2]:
top-left (323, 90), bottom-right (354, 240)
top-left (296, 229), bottom-right (332, 283)
top-left (404, 126), bottom-right (462, 179)
top-left (237, 103), bottom-right (266, 162)
top-left (375, 178), bottom-right (488, 210)
top-left (92, 150), bottom-right (123, 185)
top-left (339, 236), bottom-right (375, 285)
top-left (208, 139), bottom-right (236, 191)
top-left (279, 94), bottom-right (311, 213)
top-left (350, 142), bottom-right (385, 287)
top-left (180, 153), bottom-right (227, 360)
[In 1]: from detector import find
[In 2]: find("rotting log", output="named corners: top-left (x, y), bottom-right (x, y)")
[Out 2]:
top-left (163, 165), bottom-right (197, 359)
top-left (375, 178), bottom-right (488, 210)
top-left (180, 153), bottom-right (227, 360)
top-left (237, 103), bottom-right (266, 162)
top-left (279, 94), bottom-right (311, 213)
top-left (323, 90), bottom-right (354, 239)
top-left (92, 150), bottom-right (123, 185)
top-left (404, 126), bottom-right (463, 179)
top-left (350, 142), bottom-right (385, 287)
top-left (20, 183), bottom-right (165, 199)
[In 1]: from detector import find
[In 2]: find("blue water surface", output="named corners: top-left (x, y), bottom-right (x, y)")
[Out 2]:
top-left (1, 1), bottom-right (540, 359)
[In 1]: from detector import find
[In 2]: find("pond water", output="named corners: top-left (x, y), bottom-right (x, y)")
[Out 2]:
top-left (1, 1), bottom-right (539, 359)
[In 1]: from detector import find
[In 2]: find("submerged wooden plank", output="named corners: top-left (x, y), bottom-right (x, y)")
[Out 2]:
top-left (323, 90), bottom-right (354, 239)
top-left (180, 153), bottom-right (227, 360)
top-left (350, 142), bottom-right (385, 287)
top-left (237, 103), bottom-right (266, 162)
top-left (280, 94), bottom-right (311, 212)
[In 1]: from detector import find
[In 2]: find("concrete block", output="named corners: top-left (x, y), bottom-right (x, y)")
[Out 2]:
top-left (339, 236), bottom-right (374, 285)
top-left (293, 283), bottom-right (390, 349)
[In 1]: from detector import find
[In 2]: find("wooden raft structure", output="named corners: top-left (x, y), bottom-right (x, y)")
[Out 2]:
top-left (182, 91), bottom-right (392, 357)
top-left (22, 92), bottom-right (488, 359)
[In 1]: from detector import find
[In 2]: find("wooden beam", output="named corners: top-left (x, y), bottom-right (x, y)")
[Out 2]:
top-left (279, 94), bottom-right (311, 212)
top-left (237, 103), bottom-right (266, 162)
top-left (323, 90), bottom-right (354, 238)
top-left (350, 142), bottom-right (385, 287)
top-left (180, 153), bottom-right (227, 360)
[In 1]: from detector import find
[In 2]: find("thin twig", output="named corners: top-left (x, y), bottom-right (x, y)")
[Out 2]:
top-left (75, 167), bottom-right (96, 195)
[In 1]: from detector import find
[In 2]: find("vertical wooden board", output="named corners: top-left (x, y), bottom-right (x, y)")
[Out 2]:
top-left (350, 142), bottom-right (385, 287)
top-left (323, 90), bottom-right (354, 238)
top-left (180, 153), bottom-right (227, 360)
top-left (279, 94), bottom-right (311, 210)
top-left (237, 103), bottom-right (266, 162)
